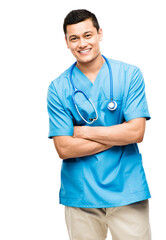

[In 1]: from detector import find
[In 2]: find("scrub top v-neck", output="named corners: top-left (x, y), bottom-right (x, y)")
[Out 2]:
top-left (47, 57), bottom-right (151, 208)
top-left (72, 61), bottom-right (107, 98)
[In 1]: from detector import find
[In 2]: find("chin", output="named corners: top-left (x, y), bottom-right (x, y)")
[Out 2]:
top-left (77, 54), bottom-right (99, 64)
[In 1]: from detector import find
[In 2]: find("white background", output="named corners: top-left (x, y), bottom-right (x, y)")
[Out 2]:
top-left (0, 0), bottom-right (165, 239)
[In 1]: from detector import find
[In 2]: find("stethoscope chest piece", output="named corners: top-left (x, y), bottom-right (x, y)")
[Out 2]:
top-left (107, 100), bottom-right (117, 111)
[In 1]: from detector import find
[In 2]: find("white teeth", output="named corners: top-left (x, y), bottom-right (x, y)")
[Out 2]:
top-left (79, 49), bottom-right (91, 53)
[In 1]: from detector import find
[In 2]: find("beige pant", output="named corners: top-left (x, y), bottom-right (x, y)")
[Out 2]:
top-left (65, 200), bottom-right (151, 240)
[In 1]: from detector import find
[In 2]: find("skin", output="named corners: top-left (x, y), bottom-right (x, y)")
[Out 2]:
top-left (53, 19), bottom-right (146, 159)
top-left (65, 19), bottom-right (104, 83)
top-left (73, 118), bottom-right (146, 146)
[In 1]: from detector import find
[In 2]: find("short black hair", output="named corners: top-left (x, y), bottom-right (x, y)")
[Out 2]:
top-left (63, 9), bottom-right (100, 35)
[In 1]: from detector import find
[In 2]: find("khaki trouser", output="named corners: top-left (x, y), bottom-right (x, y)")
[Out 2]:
top-left (65, 200), bottom-right (151, 240)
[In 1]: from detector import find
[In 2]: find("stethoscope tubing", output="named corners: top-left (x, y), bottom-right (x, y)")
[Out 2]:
top-left (102, 55), bottom-right (114, 101)
top-left (69, 55), bottom-right (117, 124)
top-left (72, 89), bottom-right (98, 124)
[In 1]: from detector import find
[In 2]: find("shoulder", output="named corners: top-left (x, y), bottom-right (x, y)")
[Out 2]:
top-left (107, 58), bottom-right (144, 99)
top-left (107, 58), bottom-right (140, 74)
top-left (48, 65), bottom-right (72, 92)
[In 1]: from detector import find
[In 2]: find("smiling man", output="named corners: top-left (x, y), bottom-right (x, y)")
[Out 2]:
top-left (47, 9), bottom-right (151, 240)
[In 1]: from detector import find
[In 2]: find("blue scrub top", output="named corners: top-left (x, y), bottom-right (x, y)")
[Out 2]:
top-left (47, 58), bottom-right (151, 208)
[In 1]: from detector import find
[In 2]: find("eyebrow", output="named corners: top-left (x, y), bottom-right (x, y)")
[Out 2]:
top-left (69, 31), bottom-right (93, 39)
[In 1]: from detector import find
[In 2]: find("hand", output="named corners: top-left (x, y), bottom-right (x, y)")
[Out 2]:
top-left (73, 126), bottom-right (89, 139)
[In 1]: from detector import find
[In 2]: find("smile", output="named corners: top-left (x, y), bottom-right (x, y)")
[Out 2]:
top-left (78, 49), bottom-right (91, 54)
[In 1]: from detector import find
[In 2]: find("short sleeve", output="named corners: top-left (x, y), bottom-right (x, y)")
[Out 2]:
top-left (47, 82), bottom-right (74, 138)
top-left (123, 67), bottom-right (151, 122)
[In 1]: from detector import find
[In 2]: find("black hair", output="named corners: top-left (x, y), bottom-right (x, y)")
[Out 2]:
top-left (63, 9), bottom-right (100, 35)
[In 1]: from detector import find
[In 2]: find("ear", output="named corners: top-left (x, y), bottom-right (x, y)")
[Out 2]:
top-left (97, 28), bottom-right (103, 41)
top-left (65, 36), bottom-right (70, 49)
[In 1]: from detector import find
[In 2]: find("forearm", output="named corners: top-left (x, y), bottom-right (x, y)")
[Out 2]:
top-left (54, 136), bottom-right (113, 159)
top-left (85, 123), bottom-right (138, 146)
top-left (64, 137), bottom-right (113, 158)
top-left (74, 119), bottom-right (146, 146)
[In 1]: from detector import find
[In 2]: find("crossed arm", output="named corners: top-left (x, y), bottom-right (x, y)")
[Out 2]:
top-left (53, 118), bottom-right (146, 159)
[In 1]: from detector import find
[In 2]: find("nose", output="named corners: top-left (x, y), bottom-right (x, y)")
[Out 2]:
top-left (78, 37), bottom-right (88, 48)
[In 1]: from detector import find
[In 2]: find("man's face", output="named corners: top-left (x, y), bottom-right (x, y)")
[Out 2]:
top-left (65, 19), bottom-right (103, 64)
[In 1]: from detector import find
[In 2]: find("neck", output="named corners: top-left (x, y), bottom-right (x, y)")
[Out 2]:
top-left (76, 53), bottom-right (105, 75)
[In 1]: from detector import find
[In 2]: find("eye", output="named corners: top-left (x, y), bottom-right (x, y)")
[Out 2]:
top-left (85, 34), bottom-right (92, 38)
top-left (70, 37), bottom-right (78, 42)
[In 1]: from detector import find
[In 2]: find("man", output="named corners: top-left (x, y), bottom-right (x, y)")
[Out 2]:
top-left (47, 9), bottom-right (151, 240)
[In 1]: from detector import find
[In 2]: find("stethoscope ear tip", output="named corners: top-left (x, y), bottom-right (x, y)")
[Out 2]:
top-left (89, 117), bottom-right (97, 121)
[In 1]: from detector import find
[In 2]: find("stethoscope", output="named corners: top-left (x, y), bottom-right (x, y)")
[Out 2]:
top-left (69, 55), bottom-right (117, 124)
